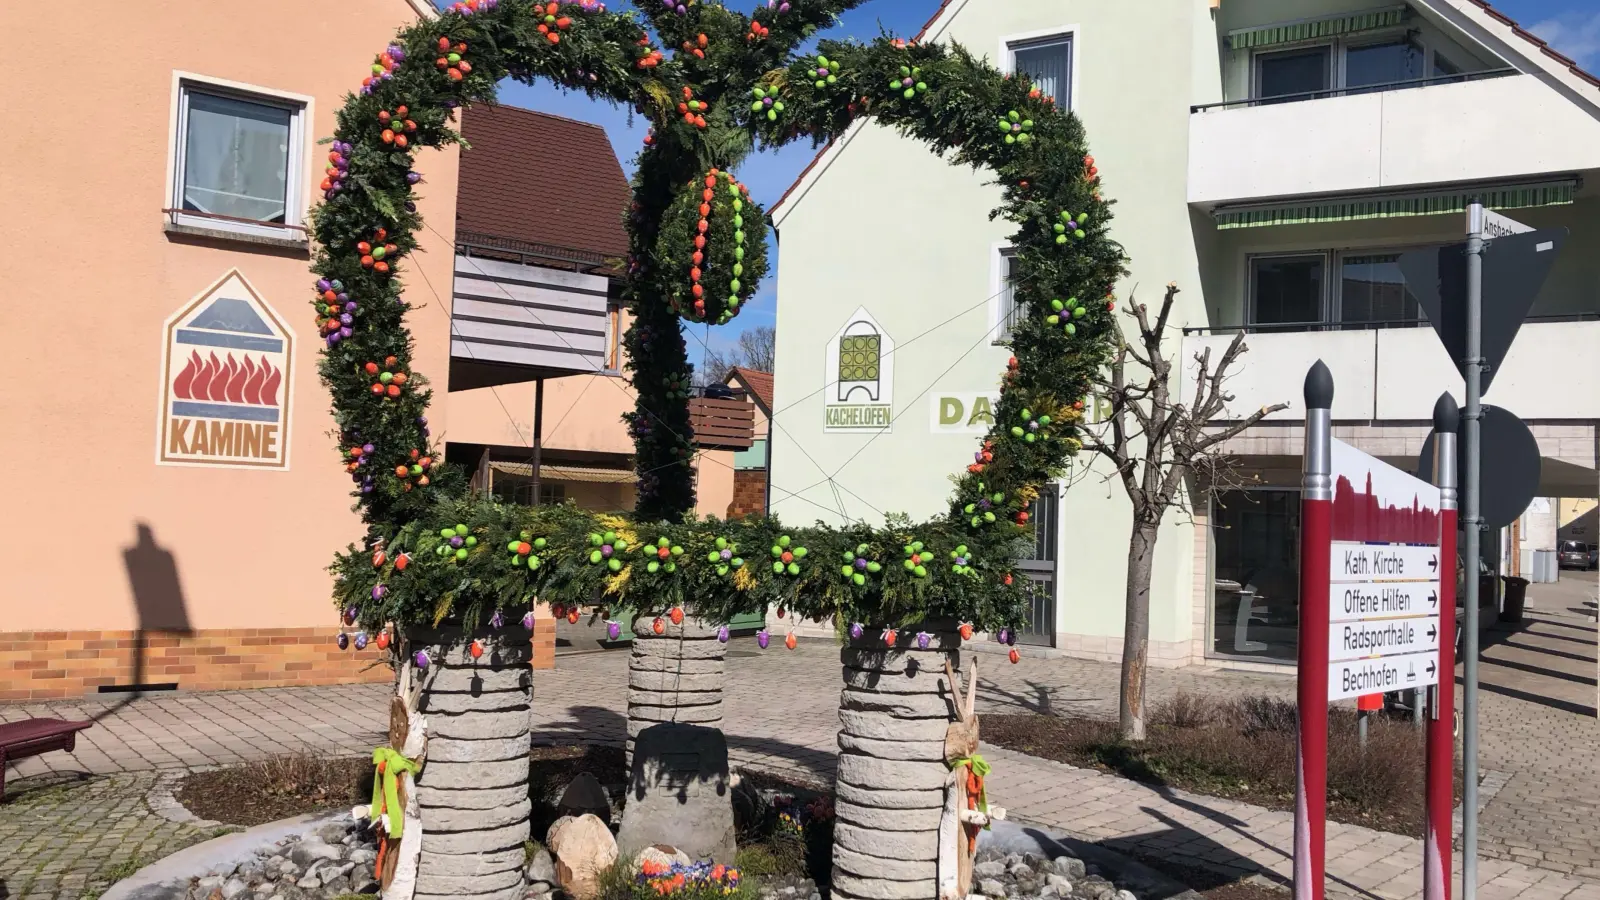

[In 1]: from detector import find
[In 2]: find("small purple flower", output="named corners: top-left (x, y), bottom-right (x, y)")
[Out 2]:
top-left (522, 611), bottom-right (535, 630)
top-left (337, 632), bottom-right (350, 650)
top-left (757, 629), bottom-right (771, 649)
top-left (606, 620), bottom-right (622, 641)
top-left (717, 625), bottom-right (729, 643)
top-left (916, 631), bottom-right (931, 650)
top-left (490, 610), bottom-right (504, 629)
top-left (413, 649), bottom-right (430, 669)
top-left (354, 631), bottom-right (369, 650)
top-left (849, 622), bottom-right (864, 640)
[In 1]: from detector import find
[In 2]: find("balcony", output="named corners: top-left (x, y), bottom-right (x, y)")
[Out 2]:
top-left (1188, 72), bottom-right (1600, 208)
top-left (1181, 318), bottom-right (1600, 422)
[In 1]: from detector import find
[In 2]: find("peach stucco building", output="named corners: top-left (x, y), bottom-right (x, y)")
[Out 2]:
top-left (0, 2), bottom-right (738, 701)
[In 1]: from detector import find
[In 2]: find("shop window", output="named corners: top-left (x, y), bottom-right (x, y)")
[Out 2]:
top-left (1211, 489), bottom-right (1300, 662)
top-left (172, 80), bottom-right (306, 239)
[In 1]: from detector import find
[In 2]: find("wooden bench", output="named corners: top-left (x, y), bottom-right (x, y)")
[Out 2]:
top-left (0, 717), bottom-right (93, 799)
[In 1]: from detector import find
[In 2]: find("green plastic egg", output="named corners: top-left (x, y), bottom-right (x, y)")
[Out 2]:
top-left (867, 562), bottom-right (881, 573)
top-left (733, 199), bottom-right (743, 211)
top-left (508, 541), bottom-right (521, 553)
top-left (751, 101), bottom-right (764, 112)
top-left (735, 247), bottom-right (745, 260)
top-left (1073, 307), bottom-right (1086, 318)
top-left (733, 215), bottom-right (743, 228)
top-left (447, 52), bottom-right (461, 63)
top-left (1054, 223), bottom-right (1065, 234)
top-left (914, 565), bottom-right (927, 577)
top-left (534, 538), bottom-right (546, 549)
top-left (1047, 315), bottom-right (1060, 326)
top-left (1051, 299), bottom-right (1064, 311)
top-left (786, 562), bottom-right (800, 575)
top-left (371, 246), bottom-right (386, 260)
top-left (793, 547), bottom-right (807, 558)
top-left (815, 80), bottom-right (826, 88)
top-left (455, 524), bottom-right (468, 535)
top-left (1075, 229), bottom-right (1086, 239)
top-left (772, 561), bottom-right (785, 574)
top-left (984, 511), bottom-right (996, 523)
top-left (1025, 433), bottom-right (1036, 443)
top-left (732, 558), bottom-right (743, 567)
top-left (590, 533), bottom-right (602, 546)
top-left (717, 564), bottom-right (730, 575)
top-left (733, 263), bottom-right (743, 276)
top-left (827, 75), bottom-right (837, 84)
top-left (767, 109), bottom-right (777, 120)
top-left (1039, 415), bottom-right (1052, 425)
top-left (1056, 235), bottom-right (1067, 245)
top-left (590, 549), bottom-right (603, 563)
top-left (608, 559), bottom-right (622, 572)
top-left (603, 531), bottom-right (617, 543)
top-left (778, 535), bottom-right (791, 547)
top-left (730, 279), bottom-right (741, 292)
top-left (455, 548), bottom-right (468, 560)
top-left (411, 465), bottom-right (423, 476)
top-left (716, 537), bottom-right (728, 549)
top-left (1065, 323), bottom-right (1077, 335)
top-left (648, 561), bottom-right (660, 574)
top-left (465, 536), bottom-right (477, 547)
top-left (852, 573), bottom-right (866, 586)
top-left (1010, 426), bottom-right (1024, 438)
top-left (441, 528), bottom-right (455, 538)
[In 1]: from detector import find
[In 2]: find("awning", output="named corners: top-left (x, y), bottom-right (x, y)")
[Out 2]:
top-left (1214, 180), bottom-right (1576, 230)
top-left (1227, 6), bottom-right (1408, 51)
top-left (488, 461), bottom-right (634, 483)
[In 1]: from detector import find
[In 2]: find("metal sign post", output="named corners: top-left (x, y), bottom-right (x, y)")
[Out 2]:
top-left (1295, 361), bottom-right (1335, 900)
top-left (1425, 394), bottom-right (1460, 900)
top-left (1462, 203), bottom-right (1485, 900)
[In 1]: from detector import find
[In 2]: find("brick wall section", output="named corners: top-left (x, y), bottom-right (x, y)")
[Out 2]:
top-left (2, 622), bottom-right (559, 701)
top-left (727, 468), bottom-right (767, 519)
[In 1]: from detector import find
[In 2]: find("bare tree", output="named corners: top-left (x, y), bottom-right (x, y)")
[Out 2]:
top-left (1080, 283), bottom-right (1289, 741)
top-left (696, 325), bottom-right (776, 385)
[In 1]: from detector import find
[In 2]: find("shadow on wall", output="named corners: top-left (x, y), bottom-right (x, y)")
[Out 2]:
top-left (104, 522), bottom-right (193, 713)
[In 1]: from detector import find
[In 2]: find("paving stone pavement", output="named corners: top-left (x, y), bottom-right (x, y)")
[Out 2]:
top-left (0, 771), bottom-right (220, 900)
top-left (3, 574), bottom-right (1595, 900)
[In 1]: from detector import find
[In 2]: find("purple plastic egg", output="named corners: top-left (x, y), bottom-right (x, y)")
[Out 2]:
top-left (337, 632), bottom-right (350, 650)
top-left (339, 326), bottom-right (352, 338)
top-left (413, 649), bottom-right (430, 669)
top-left (490, 610), bottom-right (504, 629)
top-left (997, 627), bottom-right (1011, 644)
top-left (371, 584), bottom-right (386, 600)
top-left (418, 417), bottom-right (428, 426)
top-left (406, 172), bottom-right (421, 184)
top-left (916, 631), bottom-right (931, 650)
top-left (720, 549), bottom-right (732, 560)
top-left (361, 484), bottom-right (373, 493)
top-left (849, 622), bottom-right (864, 640)
top-left (317, 279), bottom-right (331, 292)
top-left (717, 625), bottom-right (729, 643)
top-left (344, 606), bottom-right (358, 625)
top-left (344, 302), bottom-right (357, 313)
top-left (404, 201), bottom-right (417, 213)
top-left (757, 630), bottom-right (770, 649)
top-left (339, 314), bottom-right (353, 326)
top-left (854, 558), bottom-right (867, 571)
top-left (601, 545), bottom-right (613, 558)
top-left (354, 631), bottom-right (369, 650)
top-left (450, 536), bottom-right (464, 548)
top-left (606, 621), bottom-right (622, 641)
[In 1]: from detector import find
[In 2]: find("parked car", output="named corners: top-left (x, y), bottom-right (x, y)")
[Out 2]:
top-left (1558, 540), bottom-right (1595, 570)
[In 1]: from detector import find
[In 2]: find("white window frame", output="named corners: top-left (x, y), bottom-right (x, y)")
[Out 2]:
top-left (989, 243), bottom-right (1020, 344)
top-left (999, 25), bottom-right (1079, 111)
top-left (1246, 251), bottom-right (1331, 328)
top-left (166, 72), bottom-right (313, 242)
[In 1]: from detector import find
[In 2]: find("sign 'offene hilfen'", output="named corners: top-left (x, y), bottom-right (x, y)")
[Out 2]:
top-left (1329, 580), bottom-right (1441, 622)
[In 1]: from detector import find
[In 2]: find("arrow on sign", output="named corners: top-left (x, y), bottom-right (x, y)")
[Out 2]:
top-left (1427, 660), bottom-right (1437, 678)
top-left (1427, 624), bottom-right (1438, 641)
top-left (1428, 555), bottom-right (1438, 573)
top-left (1429, 591), bottom-right (1439, 609)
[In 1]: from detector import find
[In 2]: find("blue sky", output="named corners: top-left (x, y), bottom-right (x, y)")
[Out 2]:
top-left (443, 0), bottom-right (1600, 356)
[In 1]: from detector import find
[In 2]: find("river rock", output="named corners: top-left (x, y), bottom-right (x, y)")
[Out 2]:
top-left (547, 814), bottom-right (618, 900)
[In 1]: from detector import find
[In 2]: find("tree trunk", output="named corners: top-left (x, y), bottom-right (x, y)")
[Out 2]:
top-left (626, 615), bottom-right (726, 769)
top-left (410, 625), bottom-right (533, 900)
top-left (1118, 521), bottom-right (1161, 742)
top-left (831, 625), bottom-right (959, 900)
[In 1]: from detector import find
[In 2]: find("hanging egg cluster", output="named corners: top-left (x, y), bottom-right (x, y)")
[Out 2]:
top-left (680, 32), bottom-right (708, 59)
top-left (809, 55), bottom-right (839, 89)
top-left (901, 541), bottom-right (930, 578)
top-left (395, 448), bottom-right (434, 490)
top-left (839, 544), bottom-right (880, 586)
top-left (664, 169), bottom-right (763, 325)
top-left (891, 65), bottom-right (927, 99)
top-left (322, 143), bottom-right (353, 199)
top-left (950, 545), bottom-right (975, 576)
top-left (534, 2), bottom-right (571, 43)
top-left (435, 37), bottom-right (471, 81)
top-left (378, 105), bottom-right (416, 150)
top-left (707, 537), bottom-right (744, 576)
top-left (677, 87), bottom-right (710, 129)
top-left (436, 523), bottom-right (478, 561)
top-left (357, 229), bottom-right (399, 273)
top-left (588, 530), bottom-right (628, 571)
top-left (447, 0), bottom-right (498, 14)
top-left (1010, 408), bottom-right (1051, 442)
top-left (770, 535), bottom-right (807, 575)
top-left (962, 482), bottom-right (1009, 529)
top-left (365, 357), bottom-right (410, 399)
top-left (746, 20), bottom-right (769, 41)
top-left (314, 278), bottom-right (354, 345)
top-left (1054, 210), bottom-right (1089, 244)
top-left (1048, 297), bottom-right (1087, 336)
top-left (635, 37), bottom-right (664, 69)
top-left (663, 371), bottom-right (693, 399)
top-left (967, 440), bottom-right (994, 475)
top-left (998, 110), bottom-right (1034, 144)
top-left (750, 86), bottom-right (783, 121)
top-left (644, 536), bottom-right (683, 574)
top-left (507, 532), bottom-right (545, 569)
top-left (361, 44), bottom-right (405, 95)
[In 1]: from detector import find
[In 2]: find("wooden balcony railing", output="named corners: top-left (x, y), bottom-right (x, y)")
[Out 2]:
top-left (688, 396), bottom-right (756, 450)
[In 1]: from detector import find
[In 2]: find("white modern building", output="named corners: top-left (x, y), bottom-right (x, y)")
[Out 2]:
top-left (767, 0), bottom-right (1600, 668)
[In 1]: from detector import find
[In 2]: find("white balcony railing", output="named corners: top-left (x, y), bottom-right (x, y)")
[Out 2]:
top-left (1182, 320), bottom-right (1600, 422)
top-left (1188, 73), bottom-right (1600, 207)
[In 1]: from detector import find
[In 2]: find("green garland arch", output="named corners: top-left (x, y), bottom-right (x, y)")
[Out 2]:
top-left (314, 0), bottom-right (1127, 644)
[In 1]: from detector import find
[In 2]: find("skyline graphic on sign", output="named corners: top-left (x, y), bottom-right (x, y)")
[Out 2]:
top-left (1330, 438), bottom-right (1442, 545)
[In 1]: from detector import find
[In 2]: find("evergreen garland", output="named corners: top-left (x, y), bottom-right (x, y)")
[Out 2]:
top-left (314, 0), bottom-right (1126, 646)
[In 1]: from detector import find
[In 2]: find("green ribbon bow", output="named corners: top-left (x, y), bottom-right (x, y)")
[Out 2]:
top-left (948, 753), bottom-right (992, 824)
top-left (370, 747), bottom-right (421, 838)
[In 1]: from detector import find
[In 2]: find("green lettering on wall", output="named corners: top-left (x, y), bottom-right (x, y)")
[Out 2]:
top-left (940, 397), bottom-right (963, 425)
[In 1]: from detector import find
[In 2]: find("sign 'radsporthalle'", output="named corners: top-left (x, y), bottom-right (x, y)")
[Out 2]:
top-left (157, 270), bottom-right (294, 469)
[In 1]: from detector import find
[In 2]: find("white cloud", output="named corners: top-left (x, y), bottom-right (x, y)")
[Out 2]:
top-left (1529, 11), bottom-right (1600, 69)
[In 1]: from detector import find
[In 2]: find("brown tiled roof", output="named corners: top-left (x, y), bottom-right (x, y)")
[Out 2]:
top-left (457, 104), bottom-right (631, 262)
top-left (726, 367), bottom-right (773, 414)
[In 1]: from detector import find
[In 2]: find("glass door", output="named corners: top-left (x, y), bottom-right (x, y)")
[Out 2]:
top-left (1015, 487), bottom-right (1059, 646)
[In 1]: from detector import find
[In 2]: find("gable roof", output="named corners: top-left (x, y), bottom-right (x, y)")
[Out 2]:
top-left (769, 0), bottom-right (1600, 225)
top-left (725, 367), bottom-right (774, 414)
top-left (456, 104), bottom-right (631, 263)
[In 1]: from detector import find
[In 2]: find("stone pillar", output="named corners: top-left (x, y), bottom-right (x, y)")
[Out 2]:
top-left (626, 615), bottom-right (726, 766)
top-left (832, 626), bottom-right (961, 900)
top-left (411, 626), bottom-right (533, 900)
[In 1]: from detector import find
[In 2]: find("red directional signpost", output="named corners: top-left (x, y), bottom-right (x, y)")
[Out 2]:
top-left (1296, 363), bottom-right (1457, 900)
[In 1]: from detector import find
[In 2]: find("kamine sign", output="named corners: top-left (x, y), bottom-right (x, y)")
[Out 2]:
top-left (156, 270), bottom-right (295, 469)
top-left (824, 307), bottom-right (894, 433)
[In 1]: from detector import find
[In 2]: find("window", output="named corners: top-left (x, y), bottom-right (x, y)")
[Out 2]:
top-left (1337, 252), bottom-right (1426, 326)
top-left (1344, 38), bottom-right (1424, 92)
top-left (491, 475), bottom-right (565, 506)
top-left (1212, 489), bottom-right (1301, 662)
top-left (1250, 255), bottom-right (1326, 328)
top-left (1256, 46), bottom-right (1332, 100)
top-left (994, 248), bottom-right (1021, 342)
top-left (172, 80), bottom-right (306, 239)
top-left (1007, 34), bottom-right (1073, 109)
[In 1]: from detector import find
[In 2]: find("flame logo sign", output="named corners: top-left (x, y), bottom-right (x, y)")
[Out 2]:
top-left (172, 351), bottom-right (282, 406)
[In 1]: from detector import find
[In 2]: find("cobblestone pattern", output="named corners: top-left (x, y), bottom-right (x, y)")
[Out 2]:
top-left (0, 772), bottom-right (220, 899)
